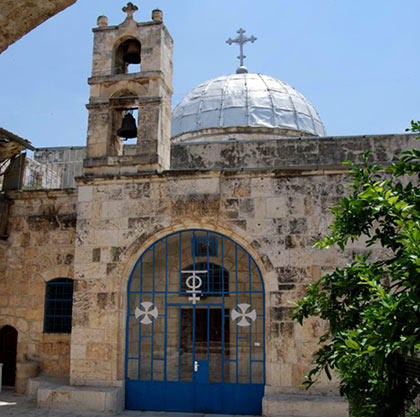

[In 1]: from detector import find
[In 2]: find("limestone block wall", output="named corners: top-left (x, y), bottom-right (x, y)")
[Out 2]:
top-left (0, 189), bottom-right (77, 378)
top-left (90, 20), bottom-right (173, 79)
top-left (85, 15), bottom-right (173, 171)
top-left (71, 168), bottom-right (379, 395)
top-left (26, 133), bottom-right (418, 190)
top-left (171, 133), bottom-right (418, 170)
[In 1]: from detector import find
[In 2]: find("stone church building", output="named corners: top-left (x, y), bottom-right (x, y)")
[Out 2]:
top-left (0, 4), bottom-right (416, 416)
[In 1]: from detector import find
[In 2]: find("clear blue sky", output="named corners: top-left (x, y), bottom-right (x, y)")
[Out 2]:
top-left (0, 0), bottom-right (419, 148)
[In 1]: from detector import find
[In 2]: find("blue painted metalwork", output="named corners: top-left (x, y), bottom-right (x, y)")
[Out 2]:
top-left (164, 237), bottom-right (168, 381)
top-left (43, 278), bottom-right (74, 334)
top-left (193, 234), bottom-right (218, 257)
top-left (182, 262), bottom-right (228, 295)
top-left (126, 229), bottom-right (265, 414)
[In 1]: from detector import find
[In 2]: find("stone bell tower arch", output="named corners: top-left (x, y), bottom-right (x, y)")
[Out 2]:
top-left (84, 3), bottom-right (173, 174)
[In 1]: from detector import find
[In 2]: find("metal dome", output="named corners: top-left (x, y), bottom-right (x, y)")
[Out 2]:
top-left (171, 73), bottom-right (326, 139)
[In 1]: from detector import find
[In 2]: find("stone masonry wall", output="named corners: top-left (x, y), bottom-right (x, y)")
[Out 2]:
top-left (71, 167), bottom-right (386, 395)
top-left (171, 133), bottom-right (417, 170)
top-left (26, 133), bottom-right (418, 190)
top-left (0, 189), bottom-right (77, 380)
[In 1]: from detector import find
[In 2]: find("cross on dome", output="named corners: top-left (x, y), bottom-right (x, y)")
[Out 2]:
top-left (123, 2), bottom-right (138, 19)
top-left (226, 28), bottom-right (257, 74)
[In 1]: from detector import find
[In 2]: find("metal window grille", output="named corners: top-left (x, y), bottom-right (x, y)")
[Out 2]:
top-left (182, 262), bottom-right (229, 296)
top-left (125, 229), bottom-right (266, 414)
top-left (192, 235), bottom-right (218, 257)
top-left (43, 278), bottom-right (74, 333)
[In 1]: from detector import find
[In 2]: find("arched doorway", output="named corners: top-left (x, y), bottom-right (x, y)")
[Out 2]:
top-left (125, 230), bottom-right (265, 414)
top-left (0, 325), bottom-right (18, 388)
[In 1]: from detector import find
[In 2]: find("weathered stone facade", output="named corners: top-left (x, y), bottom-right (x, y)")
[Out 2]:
top-left (71, 169), bottom-right (345, 389)
top-left (0, 189), bottom-right (77, 389)
top-left (1, 4), bottom-right (417, 417)
top-left (1, 152), bottom-right (404, 413)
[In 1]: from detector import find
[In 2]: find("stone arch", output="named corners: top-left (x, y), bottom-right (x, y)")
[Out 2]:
top-left (0, 317), bottom-right (32, 364)
top-left (112, 36), bottom-right (141, 75)
top-left (0, 325), bottom-right (18, 387)
top-left (122, 228), bottom-right (266, 413)
top-left (104, 83), bottom-right (147, 101)
top-left (116, 223), bottom-right (269, 292)
top-left (112, 223), bottom-right (269, 381)
top-left (0, 268), bottom-right (74, 378)
top-left (107, 88), bottom-right (141, 151)
top-left (39, 265), bottom-right (74, 283)
top-left (110, 89), bottom-right (137, 99)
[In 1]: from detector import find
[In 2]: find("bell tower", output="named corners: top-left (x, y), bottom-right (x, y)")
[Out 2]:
top-left (84, 3), bottom-right (173, 175)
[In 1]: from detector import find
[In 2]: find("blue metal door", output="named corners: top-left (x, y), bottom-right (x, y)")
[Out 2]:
top-left (126, 230), bottom-right (265, 414)
top-left (194, 359), bottom-right (209, 383)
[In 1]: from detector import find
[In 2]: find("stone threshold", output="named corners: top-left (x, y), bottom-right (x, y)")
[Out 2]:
top-left (262, 392), bottom-right (348, 417)
top-left (29, 376), bottom-right (123, 414)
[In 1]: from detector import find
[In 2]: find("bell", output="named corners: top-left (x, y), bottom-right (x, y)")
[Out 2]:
top-left (123, 40), bottom-right (141, 64)
top-left (117, 112), bottom-right (137, 139)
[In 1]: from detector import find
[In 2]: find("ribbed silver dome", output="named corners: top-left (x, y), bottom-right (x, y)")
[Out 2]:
top-left (171, 73), bottom-right (326, 138)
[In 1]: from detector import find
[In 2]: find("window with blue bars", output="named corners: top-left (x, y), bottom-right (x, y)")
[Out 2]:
top-left (182, 262), bottom-right (229, 296)
top-left (43, 278), bottom-right (74, 334)
top-left (192, 235), bottom-right (218, 257)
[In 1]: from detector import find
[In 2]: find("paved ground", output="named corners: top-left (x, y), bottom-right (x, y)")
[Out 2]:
top-left (0, 390), bottom-right (245, 417)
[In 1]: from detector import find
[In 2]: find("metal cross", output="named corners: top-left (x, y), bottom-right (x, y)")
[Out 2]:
top-left (135, 302), bottom-right (158, 325)
top-left (231, 304), bottom-right (257, 327)
top-left (226, 28), bottom-right (257, 67)
top-left (123, 2), bottom-right (138, 19)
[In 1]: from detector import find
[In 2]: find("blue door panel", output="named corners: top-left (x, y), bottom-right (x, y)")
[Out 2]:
top-left (220, 384), bottom-right (265, 415)
top-left (126, 230), bottom-right (266, 415)
top-left (194, 382), bottom-right (222, 413)
top-left (194, 360), bottom-right (209, 383)
top-left (126, 380), bottom-right (194, 412)
top-left (126, 380), bottom-right (264, 415)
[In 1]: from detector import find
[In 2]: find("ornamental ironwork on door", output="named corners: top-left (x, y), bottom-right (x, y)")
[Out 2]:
top-left (125, 230), bottom-right (265, 414)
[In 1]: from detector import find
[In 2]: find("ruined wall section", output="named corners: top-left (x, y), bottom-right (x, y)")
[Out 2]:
top-left (71, 169), bottom-right (383, 395)
top-left (0, 189), bottom-right (77, 381)
top-left (0, 0), bottom-right (76, 54)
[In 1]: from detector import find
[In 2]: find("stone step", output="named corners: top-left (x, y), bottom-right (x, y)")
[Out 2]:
top-left (36, 383), bottom-right (123, 414)
top-left (262, 393), bottom-right (348, 417)
top-left (28, 375), bottom-right (68, 399)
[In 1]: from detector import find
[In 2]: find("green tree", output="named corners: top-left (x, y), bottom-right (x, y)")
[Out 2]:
top-left (293, 121), bottom-right (420, 417)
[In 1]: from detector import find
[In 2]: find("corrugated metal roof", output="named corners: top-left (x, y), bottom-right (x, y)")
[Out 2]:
top-left (0, 127), bottom-right (35, 163)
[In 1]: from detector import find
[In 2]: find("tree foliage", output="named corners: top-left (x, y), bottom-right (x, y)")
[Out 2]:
top-left (293, 121), bottom-right (420, 417)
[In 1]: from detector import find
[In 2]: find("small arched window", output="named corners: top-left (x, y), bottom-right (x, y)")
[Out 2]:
top-left (113, 38), bottom-right (141, 75)
top-left (182, 262), bottom-right (229, 296)
top-left (43, 278), bottom-right (74, 334)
